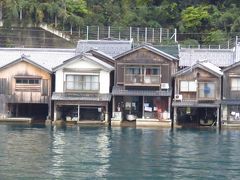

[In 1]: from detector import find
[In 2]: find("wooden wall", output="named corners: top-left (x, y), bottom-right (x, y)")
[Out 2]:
top-left (0, 61), bottom-right (51, 104)
top-left (116, 48), bottom-right (175, 87)
top-left (223, 65), bottom-right (240, 99)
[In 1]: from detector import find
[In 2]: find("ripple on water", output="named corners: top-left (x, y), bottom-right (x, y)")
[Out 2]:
top-left (0, 125), bottom-right (240, 179)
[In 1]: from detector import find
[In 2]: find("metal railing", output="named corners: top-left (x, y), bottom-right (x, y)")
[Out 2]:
top-left (124, 74), bottom-right (160, 85)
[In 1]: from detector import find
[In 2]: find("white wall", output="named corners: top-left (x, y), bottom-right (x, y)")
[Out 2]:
top-left (55, 69), bottom-right (64, 92)
top-left (55, 58), bottom-right (111, 93)
top-left (100, 70), bottom-right (110, 93)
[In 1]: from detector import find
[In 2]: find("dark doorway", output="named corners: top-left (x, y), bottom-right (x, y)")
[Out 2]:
top-left (9, 103), bottom-right (48, 120)
top-left (80, 107), bottom-right (101, 120)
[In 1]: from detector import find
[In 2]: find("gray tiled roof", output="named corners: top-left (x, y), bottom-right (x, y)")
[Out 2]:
top-left (114, 44), bottom-right (178, 61)
top-left (52, 92), bottom-right (112, 101)
top-left (52, 53), bottom-right (114, 72)
top-left (0, 48), bottom-right (76, 71)
top-left (76, 39), bottom-right (133, 57)
top-left (179, 48), bottom-right (234, 67)
top-left (221, 99), bottom-right (240, 105)
top-left (112, 86), bottom-right (172, 96)
top-left (175, 61), bottom-right (223, 77)
top-left (172, 100), bottom-right (220, 107)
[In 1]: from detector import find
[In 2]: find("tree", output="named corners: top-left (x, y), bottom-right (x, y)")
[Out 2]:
top-left (178, 5), bottom-right (211, 32)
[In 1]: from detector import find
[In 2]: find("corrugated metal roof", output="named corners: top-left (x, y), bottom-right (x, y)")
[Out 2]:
top-left (179, 48), bottom-right (234, 67)
top-left (0, 48), bottom-right (76, 71)
top-left (112, 86), bottom-right (172, 96)
top-left (76, 39), bottom-right (133, 57)
top-left (52, 92), bottom-right (112, 101)
top-left (172, 100), bottom-right (220, 107)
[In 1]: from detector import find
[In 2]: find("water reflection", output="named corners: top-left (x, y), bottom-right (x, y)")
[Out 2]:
top-left (1, 125), bottom-right (240, 179)
top-left (49, 126), bottom-right (66, 178)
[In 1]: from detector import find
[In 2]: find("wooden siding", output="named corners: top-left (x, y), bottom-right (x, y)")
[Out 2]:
top-left (175, 68), bottom-right (221, 101)
top-left (0, 78), bottom-right (7, 94)
top-left (0, 61), bottom-right (51, 104)
top-left (8, 92), bottom-right (49, 103)
top-left (223, 65), bottom-right (240, 99)
top-left (115, 48), bottom-right (174, 88)
top-left (161, 64), bottom-right (169, 83)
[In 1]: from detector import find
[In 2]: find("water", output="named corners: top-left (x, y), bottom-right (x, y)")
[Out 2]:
top-left (0, 124), bottom-right (240, 179)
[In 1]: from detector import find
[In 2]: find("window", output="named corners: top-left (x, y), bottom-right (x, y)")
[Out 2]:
top-left (145, 67), bottom-right (160, 75)
top-left (126, 67), bottom-right (141, 75)
top-left (15, 78), bottom-right (41, 92)
top-left (231, 78), bottom-right (240, 91)
top-left (66, 75), bottom-right (99, 91)
top-left (180, 81), bottom-right (197, 92)
top-left (16, 79), bottom-right (40, 84)
top-left (198, 82), bottom-right (215, 98)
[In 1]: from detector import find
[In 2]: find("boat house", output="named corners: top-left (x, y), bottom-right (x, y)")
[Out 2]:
top-left (52, 50), bottom-right (114, 123)
top-left (172, 61), bottom-right (222, 126)
top-left (111, 45), bottom-right (178, 126)
top-left (221, 61), bottom-right (240, 125)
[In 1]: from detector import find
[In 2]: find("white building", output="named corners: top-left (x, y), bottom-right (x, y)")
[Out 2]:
top-left (52, 51), bottom-right (114, 122)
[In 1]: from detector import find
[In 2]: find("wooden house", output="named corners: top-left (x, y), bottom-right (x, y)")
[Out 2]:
top-left (172, 61), bottom-right (222, 126)
top-left (0, 55), bottom-right (52, 120)
top-left (221, 61), bottom-right (240, 125)
top-left (111, 45), bottom-right (178, 125)
top-left (52, 51), bottom-right (114, 122)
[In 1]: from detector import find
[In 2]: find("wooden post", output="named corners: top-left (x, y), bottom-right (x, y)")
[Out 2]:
top-left (48, 97), bottom-right (51, 120)
top-left (112, 96), bottom-right (115, 113)
top-left (105, 104), bottom-right (109, 122)
top-left (53, 103), bottom-right (57, 121)
top-left (168, 96), bottom-right (171, 120)
top-left (78, 105), bottom-right (80, 122)
top-left (173, 107), bottom-right (177, 123)
top-left (217, 107), bottom-right (220, 128)
top-left (142, 96), bottom-right (145, 119)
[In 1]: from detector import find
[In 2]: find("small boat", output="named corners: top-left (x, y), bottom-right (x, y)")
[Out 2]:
top-left (126, 114), bottom-right (137, 121)
top-left (200, 119), bottom-right (214, 126)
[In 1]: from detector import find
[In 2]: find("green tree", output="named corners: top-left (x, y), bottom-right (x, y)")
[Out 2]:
top-left (178, 5), bottom-right (211, 32)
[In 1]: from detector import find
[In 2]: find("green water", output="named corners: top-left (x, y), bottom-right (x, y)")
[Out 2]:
top-left (0, 124), bottom-right (239, 179)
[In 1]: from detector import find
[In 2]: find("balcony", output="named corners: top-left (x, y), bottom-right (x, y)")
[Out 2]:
top-left (124, 74), bottom-right (160, 86)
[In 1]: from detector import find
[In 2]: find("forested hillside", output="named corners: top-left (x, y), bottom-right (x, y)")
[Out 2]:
top-left (1, 0), bottom-right (240, 45)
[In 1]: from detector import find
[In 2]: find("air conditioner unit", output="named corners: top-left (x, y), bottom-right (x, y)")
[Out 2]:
top-left (161, 83), bottom-right (169, 89)
top-left (174, 94), bottom-right (183, 101)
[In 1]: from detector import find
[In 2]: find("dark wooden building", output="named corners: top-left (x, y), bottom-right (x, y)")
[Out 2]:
top-left (111, 45), bottom-right (178, 125)
top-left (221, 61), bottom-right (240, 124)
top-left (172, 61), bottom-right (222, 126)
top-left (0, 56), bottom-right (52, 120)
